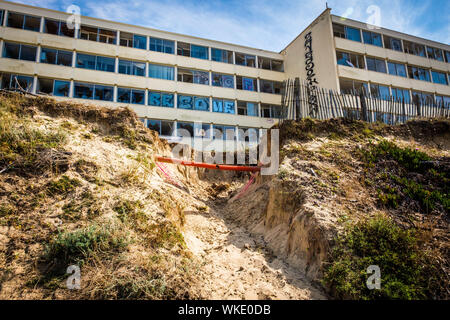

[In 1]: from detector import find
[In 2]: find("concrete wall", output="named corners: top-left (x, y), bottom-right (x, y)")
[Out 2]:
top-left (282, 9), bottom-right (340, 91)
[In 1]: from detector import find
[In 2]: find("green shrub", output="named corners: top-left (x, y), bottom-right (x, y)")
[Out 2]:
top-left (47, 175), bottom-right (81, 196)
top-left (363, 140), bottom-right (430, 172)
top-left (323, 215), bottom-right (434, 300)
top-left (44, 224), bottom-right (128, 266)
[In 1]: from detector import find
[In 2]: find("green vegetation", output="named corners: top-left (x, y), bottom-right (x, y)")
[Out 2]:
top-left (363, 140), bottom-right (430, 172)
top-left (323, 215), bottom-right (435, 300)
top-left (47, 175), bottom-right (81, 197)
top-left (44, 224), bottom-right (128, 266)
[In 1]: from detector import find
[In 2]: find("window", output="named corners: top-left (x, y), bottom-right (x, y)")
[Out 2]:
top-left (426, 46), bottom-right (444, 62)
top-left (333, 24), bottom-right (361, 42)
top-left (212, 125), bottom-right (236, 140)
top-left (236, 76), bottom-right (257, 91)
top-left (177, 68), bottom-right (209, 85)
top-left (148, 91), bottom-right (174, 108)
top-left (435, 96), bottom-right (450, 109)
top-left (40, 48), bottom-right (72, 66)
top-left (366, 57), bottom-right (387, 73)
top-left (412, 91), bottom-right (434, 105)
top-left (148, 64), bottom-right (174, 80)
top-left (177, 122), bottom-right (197, 138)
top-left (43, 18), bottom-right (75, 37)
top-left (370, 84), bottom-right (390, 100)
top-left (403, 40), bottom-right (426, 57)
top-left (36, 78), bottom-right (70, 96)
top-left (336, 51), bottom-right (365, 68)
top-left (237, 101), bottom-right (259, 117)
top-left (383, 35), bottom-right (402, 52)
top-left (117, 87), bottom-right (145, 105)
top-left (0, 10), bottom-right (4, 26)
top-left (147, 119), bottom-right (175, 136)
top-left (79, 25), bottom-right (116, 44)
top-left (257, 57), bottom-right (284, 71)
top-left (237, 127), bottom-right (259, 142)
top-left (211, 48), bottom-right (233, 64)
top-left (431, 71), bottom-right (448, 85)
top-left (119, 32), bottom-right (147, 49)
top-left (76, 53), bottom-right (115, 72)
top-left (1, 73), bottom-right (34, 92)
top-left (191, 44), bottom-right (209, 60)
top-left (149, 37), bottom-right (175, 54)
top-left (363, 31), bottom-right (382, 47)
top-left (235, 53), bottom-right (256, 67)
top-left (261, 104), bottom-right (281, 118)
top-left (53, 80), bottom-right (70, 97)
top-left (260, 80), bottom-right (282, 94)
top-left (391, 88), bottom-right (411, 103)
top-left (408, 66), bottom-right (431, 82)
top-left (7, 12), bottom-right (40, 32)
top-left (387, 62), bottom-right (407, 77)
top-left (194, 123), bottom-right (211, 139)
top-left (177, 42), bottom-right (208, 60)
top-left (3, 42), bottom-right (37, 61)
top-left (212, 73), bottom-right (234, 88)
top-left (118, 59), bottom-right (146, 77)
top-left (339, 79), bottom-right (369, 95)
top-left (74, 82), bottom-right (113, 101)
top-left (212, 99), bottom-right (235, 114)
top-left (178, 95), bottom-right (210, 111)
top-left (445, 51), bottom-right (450, 63)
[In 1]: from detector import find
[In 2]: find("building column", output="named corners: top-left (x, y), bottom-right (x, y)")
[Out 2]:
top-left (258, 103), bottom-right (261, 117)
top-left (115, 57), bottom-right (119, 73)
top-left (39, 16), bottom-right (44, 33)
top-left (116, 30), bottom-right (120, 46)
top-left (113, 85), bottom-right (118, 102)
top-left (69, 80), bottom-right (74, 98)
top-left (35, 46), bottom-right (41, 63)
top-left (144, 89), bottom-right (148, 106)
top-left (32, 76), bottom-right (38, 94)
top-left (72, 50), bottom-right (76, 68)
top-left (208, 47), bottom-right (211, 61)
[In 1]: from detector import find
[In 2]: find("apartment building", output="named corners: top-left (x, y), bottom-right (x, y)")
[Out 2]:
top-left (283, 10), bottom-right (450, 108)
top-left (0, 1), bottom-right (449, 143)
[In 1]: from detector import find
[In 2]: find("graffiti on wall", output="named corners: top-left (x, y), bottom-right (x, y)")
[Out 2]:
top-left (304, 31), bottom-right (319, 117)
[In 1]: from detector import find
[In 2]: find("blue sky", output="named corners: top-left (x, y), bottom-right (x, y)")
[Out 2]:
top-left (11, 0), bottom-right (450, 51)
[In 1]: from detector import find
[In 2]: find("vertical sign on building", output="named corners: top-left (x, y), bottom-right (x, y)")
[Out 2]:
top-left (304, 31), bottom-right (319, 117)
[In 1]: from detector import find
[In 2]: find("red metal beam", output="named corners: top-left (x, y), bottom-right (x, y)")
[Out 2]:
top-left (156, 156), bottom-right (261, 172)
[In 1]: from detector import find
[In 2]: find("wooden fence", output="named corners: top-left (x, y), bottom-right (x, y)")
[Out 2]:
top-left (280, 78), bottom-right (450, 124)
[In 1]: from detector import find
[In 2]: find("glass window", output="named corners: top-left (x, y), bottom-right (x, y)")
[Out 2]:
top-left (3, 42), bottom-right (20, 59)
top-left (147, 120), bottom-right (161, 134)
top-left (391, 88), bottom-right (410, 103)
top-left (427, 47), bottom-right (444, 62)
top-left (177, 68), bottom-right (209, 85)
top-left (211, 48), bottom-right (233, 64)
top-left (177, 42), bottom-right (191, 57)
top-left (94, 85), bottom-right (113, 101)
top-left (412, 91), bottom-right (434, 106)
top-left (161, 121), bottom-right (175, 136)
top-left (445, 51), bottom-right (450, 63)
top-left (257, 58), bottom-right (284, 72)
top-left (260, 80), bottom-right (282, 94)
top-left (74, 82), bottom-right (94, 99)
top-left (363, 31), bottom-right (382, 47)
top-left (149, 37), bottom-right (175, 54)
top-left (177, 122), bottom-right (194, 138)
top-left (76, 53), bottom-right (96, 70)
top-left (177, 95), bottom-right (193, 110)
top-left (261, 104), bottom-right (282, 118)
top-left (1, 74), bottom-right (34, 92)
top-left (96, 56), bottom-right (115, 72)
top-left (133, 34), bottom-right (147, 49)
top-left (212, 125), bottom-right (235, 140)
top-left (40, 48), bottom-right (72, 67)
top-left (0, 10), bottom-right (4, 26)
top-left (431, 71), bottom-right (448, 85)
top-left (408, 66), bottom-right (431, 82)
top-left (237, 127), bottom-right (259, 142)
top-left (116, 88), bottom-right (144, 105)
top-left (148, 64), bottom-right (174, 80)
top-left (370, 84), bottom-right (390, 100)
top-left (387, 62), bottom-right (407, 77)
top-left (7, 12), bottom-right (40, 32)
top-left (383, 35), bottom-right (402, 51)
top-left (213, 99), bottom-right (235, 114)
top-left (237, 101), bottom-right (259, 116)
top-left (345, 26), bottom-right (361, 42)
top-left (236, 76), bottom-right (257, 91)
top-left (336, 51), bottom-right (365, 68)
top-left (53, 80), bottom-right (70, 97)
top-left (194, 96), bottom-right (210, 111)
top-left (148, 91), bottom-right (174, 107)
top-left (80, 25), bottom-right (116, 44)
top-left (235, 53), bottom-right (256, 67)
top-left (191, 44), bottom-right (209, 60)
top-left (117, 88), bottom-right (131, 103)
top-left (212, 73), bottom-right (234, 88)
top-left (20, 45), bottom-right (37, 61)
top-left (366, 57), bottom-right (386, 73)
top-left (404, 41), bottom-right (426, 57)
top-left (118, 59), bottom-right (145, 76)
